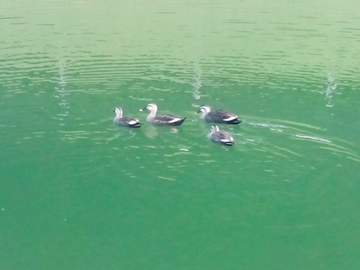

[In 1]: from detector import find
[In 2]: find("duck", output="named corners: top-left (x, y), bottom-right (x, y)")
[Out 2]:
top-left (140, 103), bottom-right (186, 126)
top-left (208, 125), bottom-right (235, 146)
top-left (197, 105), bottom-right (241, 124)
top-left (113, 107), bottom-right (141, 128)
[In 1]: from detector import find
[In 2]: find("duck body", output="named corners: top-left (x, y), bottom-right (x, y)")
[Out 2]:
top-left (198, 105), bottom-right (241, 124)
top-left (142, 103), bottom-right (186, 126)
top-left (208, 125), bottom-right (235, 146)
top-left (114, 107), bottom-right (141, 128)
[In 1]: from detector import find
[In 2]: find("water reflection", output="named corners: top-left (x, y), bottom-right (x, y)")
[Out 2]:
top-left (192, 65), bottom-right (202, 100)
top-left (324, 74), bottom-right (337, 108)
top-left (141, 124), bottom-right (159, 139)
top-left (54, 51), bottom-right (69, 126)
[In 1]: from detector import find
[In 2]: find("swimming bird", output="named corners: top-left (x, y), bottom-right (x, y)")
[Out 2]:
top-left (113, 107), bottom-right (141, 128)
top-left (140, 103), bottom-right (186, 126)
top-left (208, 125), bottom-right (235, 146)
top-left (197, 105), bottom-right (241, 124)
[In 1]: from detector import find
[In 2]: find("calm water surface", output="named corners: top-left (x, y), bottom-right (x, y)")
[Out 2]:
top-left (1, 0), bottom-right (360, 269)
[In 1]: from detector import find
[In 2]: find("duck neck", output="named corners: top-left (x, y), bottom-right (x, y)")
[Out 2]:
top-left (200, 111), bottom-right (208, 119)
top-left (115, 111), bottom-right (123, 119)
top-left (147, 109), bottom-right (157, 120)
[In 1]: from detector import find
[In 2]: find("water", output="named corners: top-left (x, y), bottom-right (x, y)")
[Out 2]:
top-left (1, 0), bottom-right (360, 269)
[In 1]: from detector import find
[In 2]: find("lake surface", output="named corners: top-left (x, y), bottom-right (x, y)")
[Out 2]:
top-left (1, 0), bottom-right (360, 269)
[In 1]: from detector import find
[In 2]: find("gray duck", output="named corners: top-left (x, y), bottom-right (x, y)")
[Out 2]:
top-left (208, 125), bottom-right (235, 146)
top-left (141, 103), bottom-right (186, 126)
top-left (198, 105), bottom-right (241, 124)
top-left (113, 107), bottom-right (141, 128)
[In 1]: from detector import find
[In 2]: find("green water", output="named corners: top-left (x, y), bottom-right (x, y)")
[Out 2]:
top-left (1, 0), bottom-right (360, 269)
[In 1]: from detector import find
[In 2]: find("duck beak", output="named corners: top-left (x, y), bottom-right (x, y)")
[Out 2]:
top-left (196, 109), bottom-right (201, 113)
top-left (139, 106), bottom-right (147, 112)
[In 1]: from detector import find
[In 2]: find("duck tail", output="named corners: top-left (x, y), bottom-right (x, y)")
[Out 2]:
top-left (171, 117), bottom-right (186, 126)
top-left (224, 141), bottom-right (235, 146)
top-left (180, 117), bottom-right (187, 125)
top-left (229, 119), bottom-right (242, 124)
top-left (130, 122), bottom-right (142, 128)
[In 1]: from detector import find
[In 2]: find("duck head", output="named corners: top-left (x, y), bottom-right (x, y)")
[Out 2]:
top-left (210, 125), bottom-right (220, 133)
top-left (114, 107), bottom-right (123, 118)
top-left (140, 103), bottom-right (158, 112)
top-left (197, 105), bottom-right (211, 114)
